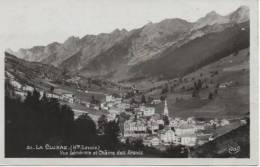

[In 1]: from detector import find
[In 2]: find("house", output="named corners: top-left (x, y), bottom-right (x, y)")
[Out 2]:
top-left (62, 93), bottom-right (74, 98)
top-left (240, 119), bottom-right (247, 125)
top-left (109, 107), bottom-right (123, 115)
top-left (10, 80), bottom-right (22, 90)
top-left (175, 124), bottom-right (196, 136)
top-left (151, 99), bottom-right (161, 105)
top-left (107, 113), bottom-right (117, 121)
top-left (220, 119), bottom-right (230, 126)
top-left (169, 119), bottom-right (180, 128)
top-left (116, 102), bottom-right (130, 110)
top-left (143, 136), bottom-right (160, 147)
top-left (84, 102), bottom-right (91, 108)
top-left (147, 120), bottom-right (159, 133)
top-left (22, 85), bottom-right (34, 92)
top-left (68, 97), bottom-right (74, 104)
top-left (94, 106), bottom-right (100, 110)
top-left (196, 133), bottom-right (212, 145)
top-left (105, 95), bottom-right (113, 102)
top-left (5, 71), bottom-right (15, 79)
top-left (46, 93), bottom-right (60, 99)
top-left (61, 93), bottom-right (74, 103)
top-left (123, 119), bottom-right (147, 138)
top-left (100, 102), bottom-right (109, 110)
top-left (219, 81), bottom-right (233, 88)
top-left (140, 105), bottom-right (155, 117)
top-left (14, 90), bottom-right (27, 100)
top-left (194, 123), bottom-right (206, 131)
top-left (156, 119), bottom-right (164, 126)
top-left (158, 127), bottom-right (176, 144)
top-left (176, 134), bottom-right (197, 146)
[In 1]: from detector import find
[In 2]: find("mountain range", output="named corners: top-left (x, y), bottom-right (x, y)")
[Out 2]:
top-left (8, 6), bottom-right (249, 82)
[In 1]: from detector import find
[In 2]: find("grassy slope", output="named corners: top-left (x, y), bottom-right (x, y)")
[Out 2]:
top-left (150, 48), bottom-right (249, 119)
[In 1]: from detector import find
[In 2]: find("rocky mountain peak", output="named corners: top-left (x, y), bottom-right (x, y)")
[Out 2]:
top-left (229, 5), bottom-right (249, 23)
top-left (206, 11), bottom-right (220, 17)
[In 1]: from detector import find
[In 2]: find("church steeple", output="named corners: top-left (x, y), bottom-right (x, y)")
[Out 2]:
top-left (163, 100), bottom-right (169, 116)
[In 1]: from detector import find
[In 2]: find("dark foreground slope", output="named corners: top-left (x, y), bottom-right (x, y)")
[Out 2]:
top-left (190, 123), bottom-right (249, 158)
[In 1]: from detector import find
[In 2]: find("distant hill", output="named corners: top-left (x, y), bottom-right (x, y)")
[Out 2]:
top-left (190, 123), bottom-right (249, 158)
top-left (5, 52), bottom-right (65, 87)
top-left (8, 6), bottom-right (249, 81)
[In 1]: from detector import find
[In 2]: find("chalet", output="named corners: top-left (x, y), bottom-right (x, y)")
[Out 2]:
top-left (5, 71), bottom-right (15, 79)
top-left (175, 124), bottom-right (196, 136)
top-left (105, 95), bottom-right (113, 102)
top-left (61, 93), bottom-right (74, 103)
top-left (22, 85), bottom-right (34, 92)
top-left (219, 81), bottom-right (233, 88)
top-left (147, 120), bottom-right (159, 133)
top-left (140, 105), bottom-right (155, 117)
top-left (46, 93), bottom-right (60, 99)
top-left (151, 99), bottom-right (161, 105)
top-left (116, 102), bottom-right (130, 110)
top-left (220, 119), bottom-right (230, 126)
top-left (158, 127), bottom-right (176, 144)
top-left (169, 119), bottom-right (180, 128)
top-left (240, 119), bottom-right (247, 125)
top-left (107, 113), bottom-right (117, 122)
top-left (176, 134), bottom-right (197, 146)
top-left (143, 136), bottom-right (160, 147)
top-left (14, 90), bottom-right (27, 100)
top-left (156, 119), bottom-right (164, 126)
top-left (196, 133), bottom-right (212, 145)
top-left (194, 122), bottom-right (206, 131)
top-left (109, 107), bottom-right (123, 115)
top-left (100, 102), bottom-right (109, 110)
top-left (123, 119), bottom-right (147, 138)
top-left (62, 93), bottom-right (74, 98)
top-left (10, 80), bottom-right (22, 89)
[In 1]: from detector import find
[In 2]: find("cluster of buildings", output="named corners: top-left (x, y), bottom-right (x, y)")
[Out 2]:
top-left (6, 71), bottom-right (239, 149)
top-left (121, 100), bottom-right (203, 147)
top-left (93, 93), bottom-right (233, 148)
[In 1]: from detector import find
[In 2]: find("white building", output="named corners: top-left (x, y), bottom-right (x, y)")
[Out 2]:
top-left (109, 107), bottom-right (123, 115)
top-left (220, 119), bottom-right (230, 126)
top-left (105, 95), bottom-right (113, 102)
top-left (124, 119), bottom-right (147, 137)
top-left (158, 127), bottom-right (176, 144)
top-left (140, 105), bottom-right (155, 117)
top-left (62, 93), bottom-right (74, 98)
top-left (14, 90), bottom-right (27, 100)
top-left (175, 124), bottom-right (196, 136)
top-left (22, 85), bottom-right (34, 92)
top-left (147, 120), bottom-right (159, 133)
top-left (10, 80), bottom-right (22, 89)
top-left (156, 119), bottom-right (164, 126)
top-left (61, 93), bottom-right (74, 103)
top-left (143, 136), bottom-right (160, 147)
top-left (151, 99), bottom-right (161, 105)
top-left (176, 134), bottom-right (197, 146)
top-left (46, 93), bottom-right (60, 99)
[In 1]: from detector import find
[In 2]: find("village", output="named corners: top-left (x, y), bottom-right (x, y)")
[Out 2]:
top-left (6, 70), bottom-right (248, 150)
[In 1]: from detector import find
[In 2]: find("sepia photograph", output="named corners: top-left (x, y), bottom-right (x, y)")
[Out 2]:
top-left (0, 0), bottom-right (258, 165)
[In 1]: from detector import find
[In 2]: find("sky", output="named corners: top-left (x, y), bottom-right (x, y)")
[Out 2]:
top-left (0, 0), bottom-right (252, 52)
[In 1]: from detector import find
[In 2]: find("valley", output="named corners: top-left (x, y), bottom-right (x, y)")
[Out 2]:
top-left (5, 5), bottom-right (250, 157)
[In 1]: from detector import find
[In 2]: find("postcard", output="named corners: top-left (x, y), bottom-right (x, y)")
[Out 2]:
top-left (0, 0), bottom-right (258, 165)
